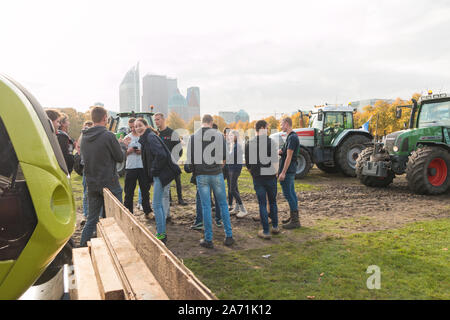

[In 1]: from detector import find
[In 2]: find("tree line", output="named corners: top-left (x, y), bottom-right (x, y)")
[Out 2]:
top-left (48, 94), bottom-right (419, 141)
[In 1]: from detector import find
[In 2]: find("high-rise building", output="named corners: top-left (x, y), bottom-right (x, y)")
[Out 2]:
top-left (219, 111), bottom-right (237, 124)
top-left (219, 109), bottom-right (250, 124)
top-left (168, 89), bottom-right (200, 123)
top-left (141, 74), bottom-right (168, 115)
top-left (167, 78), bottom-right (178, 101)
top-left (119, 63), bottom-right (140, 113)
top-left (187, 87), bottom-right (200, 108)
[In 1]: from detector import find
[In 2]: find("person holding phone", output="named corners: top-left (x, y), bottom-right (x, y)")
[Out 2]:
top-left (123, 118), bottom-right (152, 217)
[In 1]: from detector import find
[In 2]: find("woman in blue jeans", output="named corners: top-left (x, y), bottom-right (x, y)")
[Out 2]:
top-left (228, 130), bottom-right (248, 218)
top-left (135, 118), bottom-right (181, 244)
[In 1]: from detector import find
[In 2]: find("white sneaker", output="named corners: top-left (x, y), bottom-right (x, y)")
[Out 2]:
top-left (137, 204), bottom-right (143, 211)
top-left (236, 204), bottom-right (248, 218)
top-left (230, 203), bottom-right (239, 215)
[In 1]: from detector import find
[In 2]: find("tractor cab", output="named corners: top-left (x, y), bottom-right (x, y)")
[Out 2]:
top-left (108, 111), bottom-right (155, 176)
top-left (109, 111), bottom-right (156, 137)
top-left (309, 105), bottom-right (355, 146)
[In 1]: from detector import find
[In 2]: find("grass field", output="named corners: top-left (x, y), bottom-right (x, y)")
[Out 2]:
top-left (70, 169), bottom-right (450, 300)
top-left (184, 219), bottom-right (450, 299)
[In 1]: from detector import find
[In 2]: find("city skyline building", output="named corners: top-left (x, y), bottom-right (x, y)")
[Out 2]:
top-left (119, 63), bottom-right (140, 113)
top-left (187, 87), bottom-right (200, 107)
top-left (219, 109), bottom-right (250, 124)
top-left (142, 74), bottom-right (168, 114)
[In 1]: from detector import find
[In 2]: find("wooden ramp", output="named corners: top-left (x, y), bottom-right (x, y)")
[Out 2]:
top-left (70, 188), bottom-right (217, 300)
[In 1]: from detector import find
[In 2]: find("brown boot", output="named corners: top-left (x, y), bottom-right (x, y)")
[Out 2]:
top-left (282, 210), bottom-right (301, 229)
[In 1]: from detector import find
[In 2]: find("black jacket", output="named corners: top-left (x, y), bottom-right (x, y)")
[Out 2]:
top-left (245, 134), bottom-right (278, 179)
top-left (139, 128), bottom-right (181, 187)
top-left (158, 127), bottom-right (183, 161)
top-left (185, 127), bottom-right (226, 176)
top-left (57, 130), bottom-right (75, 174)
top-left (80, 126), bottom-right (123, 192)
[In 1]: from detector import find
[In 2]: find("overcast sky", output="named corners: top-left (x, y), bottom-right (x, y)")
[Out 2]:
top-left (1, 0), bottom-right (450, 119)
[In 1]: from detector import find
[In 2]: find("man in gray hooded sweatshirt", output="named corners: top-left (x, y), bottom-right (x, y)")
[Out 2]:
top-left (79, 106), bottom-right (124, 247)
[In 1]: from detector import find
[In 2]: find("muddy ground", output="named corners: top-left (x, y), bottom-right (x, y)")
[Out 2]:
top-left (72, 167), bottom-right (450, 259)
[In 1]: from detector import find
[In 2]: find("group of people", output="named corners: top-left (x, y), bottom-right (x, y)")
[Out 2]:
top-left (45, 106), bottom-right (302, 249)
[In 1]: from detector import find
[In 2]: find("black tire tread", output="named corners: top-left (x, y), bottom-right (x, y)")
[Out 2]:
top-left (295, 148), bottom-right (312, 179)
top-left (355, 147), bottom-right (395, 188)
top-left (405, 146), bottom-right (450, 195)
top-left (336, 134), bottom-right (372, 177)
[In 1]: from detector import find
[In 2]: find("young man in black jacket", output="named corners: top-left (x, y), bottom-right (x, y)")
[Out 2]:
top-left (79, 106), bottom-right (124, 247)
top-left (186, 114), bottom-right (234, 249)
top-left (154, 112), bottom-right (187, 207)
top-left (245, 120), bottom-right (279, 239)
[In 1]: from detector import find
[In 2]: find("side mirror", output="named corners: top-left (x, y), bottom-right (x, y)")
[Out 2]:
top-left (396, 107), bottom-right (402, 119)
top-left (318, 110), bottom-right (323, 121)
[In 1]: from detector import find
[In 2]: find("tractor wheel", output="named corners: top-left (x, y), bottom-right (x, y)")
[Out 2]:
top-left (355, 147), bottom-right (395, 187)
top-left (316, 162), bottom-right (339, 174)
top-left (336, 134), bottom-right (372, 177)
top-left (406, 146), bottom-right (450, 195)
top-left (295, 148), bottom-right (312, 179)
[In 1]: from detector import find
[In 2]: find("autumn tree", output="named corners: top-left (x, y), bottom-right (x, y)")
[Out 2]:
top-left (167, 111), bottom-right (186, 130)
top-left (186, 115), bottom-right (201, 134)
top-left (212, 115), bottom-right (228, 132)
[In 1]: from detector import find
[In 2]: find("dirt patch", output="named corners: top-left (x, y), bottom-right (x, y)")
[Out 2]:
top-left (71, 168), bottom-right (450, 260)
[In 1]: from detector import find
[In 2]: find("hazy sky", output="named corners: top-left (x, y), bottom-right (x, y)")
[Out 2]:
top-left (1, 0), bottom-right (450, 119)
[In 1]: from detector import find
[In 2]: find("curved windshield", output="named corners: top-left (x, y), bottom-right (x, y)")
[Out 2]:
top-left (117, 114), bottom-right (155, 132)
top-left (418, 100), bottom-right (450, 128)
top-left (309, 114), bottom-right (323, 130)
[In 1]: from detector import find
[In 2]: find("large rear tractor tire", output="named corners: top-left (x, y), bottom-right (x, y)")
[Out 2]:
top-left (295, 148), bottom-right (312, 179)
top-left (316, 162), bottom-right (339, 174)
top-left (336, 134), bottom-right (372, 177)
top-left (406, 146), bottom-right (450, 195)
top-left (355, 147), bottom-right (395, 188)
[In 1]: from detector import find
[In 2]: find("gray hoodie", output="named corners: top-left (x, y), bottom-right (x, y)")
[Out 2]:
top-left (80, 125), bottom-right (124, 192)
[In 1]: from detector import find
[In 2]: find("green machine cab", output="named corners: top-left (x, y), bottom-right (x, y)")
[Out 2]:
top-left (356, 91), bottom-right (450, 194)
top-left (0, 75), bottom-right (76, 299)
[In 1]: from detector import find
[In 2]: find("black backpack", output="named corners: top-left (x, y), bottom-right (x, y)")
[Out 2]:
top-left (73, 153), bottom-right (84, 176)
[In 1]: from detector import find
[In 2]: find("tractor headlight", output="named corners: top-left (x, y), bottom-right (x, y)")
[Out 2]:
top-left (393, 146), bottom-right (399, 152)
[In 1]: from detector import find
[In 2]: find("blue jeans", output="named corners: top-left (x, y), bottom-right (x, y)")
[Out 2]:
top-left (153, 177), bottom-right (170, 235)
top-left (82, 174), bottom-right (88, 218)
top-left (194, 189), bottom-right (221, 225)
top-left (253, 177), bottom-right (278, 234)
top-left (280, 173), bottom-right (298, 212)
top-left (80, 184), bottom-right (122, 247)
top-left (196, 173), bottom-right (232, 242)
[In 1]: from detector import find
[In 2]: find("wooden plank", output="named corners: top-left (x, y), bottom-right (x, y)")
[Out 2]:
top-left (99, 218), bottom-right (169, 300)
top-left (103, 188), bottom-right (217, 300)
top-left (97, 222), bottom-right (136, 300)
top-left (90, 237), bottom-right (125, 300)
top-left (70, 247), bottom-right (102, 300)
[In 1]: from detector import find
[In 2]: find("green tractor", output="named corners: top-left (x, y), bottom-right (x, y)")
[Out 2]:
top-left (108, 111), bottom-right (156, 176)
top-left (356, 91), bottom-right (450, 194)
top-left (270, 105), bottom-right (373, 178)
